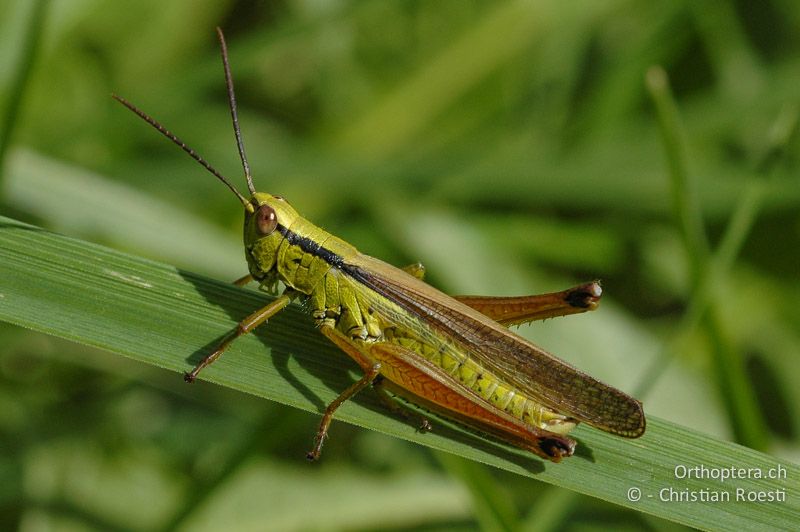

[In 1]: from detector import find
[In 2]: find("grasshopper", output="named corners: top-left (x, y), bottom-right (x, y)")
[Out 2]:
top-left (113, 28), bottom-right (645, 462)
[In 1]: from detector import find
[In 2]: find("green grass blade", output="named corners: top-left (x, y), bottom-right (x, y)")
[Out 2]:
top-left (0, 0), bottom-right (49, 175)
top-left (5, 149), bottom-right (244, 278)
top-left (645, 66), bottom-right (767, 451)
top-left (435, 451), bottom-right (518, 532)
top-left (0, 215), bottom-right (797, 531)
top-left (645, 66), bottom-right (710, 272)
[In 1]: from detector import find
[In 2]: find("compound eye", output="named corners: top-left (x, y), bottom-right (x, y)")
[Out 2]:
top-left (256, 204), bottom-right (277, 235)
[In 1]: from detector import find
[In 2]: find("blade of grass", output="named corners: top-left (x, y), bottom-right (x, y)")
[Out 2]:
top-left (0, 216), bottom-right (797, 531)
top-left (157, 409), bottom-right (309, 532)
top-left (646, 66), bottom-right (767, 450)
top-left (0, 0), bottom-right (49, 176)
top-left (520, 487), bottom-right (578, 532)
top-left (434, 451), bottom-right (518, 532)
top-left (336, 0), bottom-right (618, 159)
top-left (5, 149), bottom-right (244, 279)
top-left (687, 0), bottom-right (765, 100)
top-left (646, 66), bottom-right (710, 272)
top-left (635, 104), bottom-right (799, 401)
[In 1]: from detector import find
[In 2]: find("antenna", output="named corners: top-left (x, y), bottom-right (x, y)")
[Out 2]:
top-left (112, 94), bottom-right (251, 208)
top-left (216, 27), bottom-right (256, 195)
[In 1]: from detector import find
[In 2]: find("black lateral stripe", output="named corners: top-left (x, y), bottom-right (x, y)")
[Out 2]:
top-left (277, 225), bottom-right (344, 268)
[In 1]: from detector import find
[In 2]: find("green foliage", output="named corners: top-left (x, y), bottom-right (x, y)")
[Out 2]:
top-left (2, 1), bottom-right (799, 530)
top-left (2, 217), bottom-right (798, 531)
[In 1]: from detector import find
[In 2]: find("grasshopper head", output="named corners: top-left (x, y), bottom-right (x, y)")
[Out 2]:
top-left (243, 192), bottom-right (300, 283)
top-left (114, 30), bottom-right (303, 289)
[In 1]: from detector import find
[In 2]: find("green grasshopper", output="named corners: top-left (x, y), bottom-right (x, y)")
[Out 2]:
top-left (113, 28), bottom-right (644, 462)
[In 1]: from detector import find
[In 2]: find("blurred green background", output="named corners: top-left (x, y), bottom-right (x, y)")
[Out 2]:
top-left (1, 0), bottom-right (798, 530)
